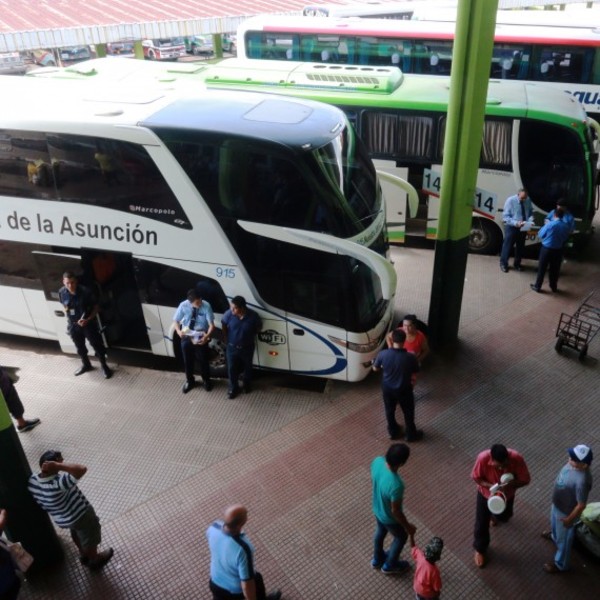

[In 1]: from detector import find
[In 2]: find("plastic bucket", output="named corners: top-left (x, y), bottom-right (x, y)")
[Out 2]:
top-left (487, 492), bottom-right (507, 515)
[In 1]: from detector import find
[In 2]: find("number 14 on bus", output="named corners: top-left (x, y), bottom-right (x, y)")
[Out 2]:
top-left (423, 167), bottom-right (498, 220)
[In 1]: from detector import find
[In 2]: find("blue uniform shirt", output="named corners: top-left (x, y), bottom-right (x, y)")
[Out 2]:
top-left (502, 194), bottom-right (533, 227)
top-left (58, 284), bottom-right (97, 323)
top-left (538, 217), bottom-right (571, 249)
top-left (173, 299), bottom-right (214, 332)
top-left (206, 520), bottom-right (255, 594)
top-left (546, 209), bottom-right (575, 233)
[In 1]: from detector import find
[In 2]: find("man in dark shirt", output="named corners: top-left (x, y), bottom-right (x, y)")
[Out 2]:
top-left (221, 296), bottom-right (262, 400)
top-left (58, 271), bottom-right (112, 378)
top-left (372, 329), bottom-right (422, 442)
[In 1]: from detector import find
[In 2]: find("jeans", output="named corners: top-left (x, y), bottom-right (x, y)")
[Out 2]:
top-left (550, 505), bottom-right (576, 571)
top-left (373, 518), bottom-right (408, 568)
top-left (226, 345), bottom-right (254, 393)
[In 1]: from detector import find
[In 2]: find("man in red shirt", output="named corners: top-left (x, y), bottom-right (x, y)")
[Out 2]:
top-left (471, 444), bottom-right (531, 568)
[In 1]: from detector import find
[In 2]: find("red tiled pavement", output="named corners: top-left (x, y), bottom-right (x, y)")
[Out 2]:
top-left (5, 216), bottom-right (600, 599)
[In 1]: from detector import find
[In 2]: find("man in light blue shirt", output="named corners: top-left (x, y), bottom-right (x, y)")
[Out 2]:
top-left (530, 208), bottom-right (571, 293)
top-left (206, 505), bottom-right (281, 600)
top-left (173, 289), bottom-right (215, 393)
top-left (499, 187), bottom-right (533, 273)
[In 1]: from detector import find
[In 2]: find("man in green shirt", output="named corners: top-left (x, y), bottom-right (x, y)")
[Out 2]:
top-left (371, 443), bottom-right (417, 575)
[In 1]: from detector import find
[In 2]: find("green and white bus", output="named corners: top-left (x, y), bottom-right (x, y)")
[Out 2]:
top-left (0, 74), bottom-right (396, 382)
top-left (37, 57), bottom-right (598, 253)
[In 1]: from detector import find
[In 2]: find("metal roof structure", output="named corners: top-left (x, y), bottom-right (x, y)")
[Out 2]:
top-left (0, 0), bottom-right (598, 52)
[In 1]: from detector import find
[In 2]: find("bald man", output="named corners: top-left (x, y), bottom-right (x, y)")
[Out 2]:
top-left (206, 505), bottom-right (281, 600)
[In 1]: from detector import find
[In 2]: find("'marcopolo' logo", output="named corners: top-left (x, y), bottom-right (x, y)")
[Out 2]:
top-left (258, 330), bottom-right (286, 345)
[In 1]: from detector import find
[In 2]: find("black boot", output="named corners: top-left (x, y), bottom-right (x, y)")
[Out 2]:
top-left (100, 358), bottom-right (113, 379)
top-left (75, 360), bottom-right (93, 376)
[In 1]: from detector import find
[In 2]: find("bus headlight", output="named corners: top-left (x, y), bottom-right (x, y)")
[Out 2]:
top-left (328, 335), bottom-right (381, 353)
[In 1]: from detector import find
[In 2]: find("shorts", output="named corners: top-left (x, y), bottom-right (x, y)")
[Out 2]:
top-left (71, 506), bottom-right (101, 550)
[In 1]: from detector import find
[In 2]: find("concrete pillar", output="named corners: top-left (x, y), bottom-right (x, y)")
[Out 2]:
top-left (427, 0), bottom-right (499, 347)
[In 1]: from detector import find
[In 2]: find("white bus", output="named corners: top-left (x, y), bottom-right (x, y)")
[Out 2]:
top-left (301, 1), bottom-right (456, 20)
top-left (237, 14), bottom-right (600, 118)
top-left (0, 76), bottom-right (395, 382)
top-left (29, 57), bottom-right (600, 255)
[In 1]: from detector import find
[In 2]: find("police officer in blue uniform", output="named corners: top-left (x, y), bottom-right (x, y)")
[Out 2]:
top-left (58, 271), bottom-right (112, 379)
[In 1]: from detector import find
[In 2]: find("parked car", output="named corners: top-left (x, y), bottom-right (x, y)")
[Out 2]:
top-left (106, 41), bottom-right (135, 58)
top-left (184, 35), bottom-right (214, 56)
top-left (222, 33), bottom-right (236, 54)
top-left (59, 46), bottom-right (95, 65)
top-left (32, 46), bottom-right (95, 67)
top-left (0, 52), bottom-right (27, 75)
top-left (142, 38), bottom-right (186, 61)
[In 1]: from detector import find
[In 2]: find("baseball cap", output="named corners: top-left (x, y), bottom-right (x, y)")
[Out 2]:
top-left (568, 445), bottom-right (593, 465)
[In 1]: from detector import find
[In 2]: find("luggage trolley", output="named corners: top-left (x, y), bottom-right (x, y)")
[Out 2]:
top-left (555, 291), bottom-right (600, 361)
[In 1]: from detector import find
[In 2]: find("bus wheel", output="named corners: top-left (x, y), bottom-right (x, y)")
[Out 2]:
top-left (208, 338), bottom-right (227, 378)
top-left (469, 217), bottom-right (502, 255)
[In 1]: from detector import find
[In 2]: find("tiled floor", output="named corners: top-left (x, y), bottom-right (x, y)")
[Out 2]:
top-left (4, 230), bottom-right (600, 599)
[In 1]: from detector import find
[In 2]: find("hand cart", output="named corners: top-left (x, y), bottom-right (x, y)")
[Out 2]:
top-left (555, 290), bottom-right (600, 361)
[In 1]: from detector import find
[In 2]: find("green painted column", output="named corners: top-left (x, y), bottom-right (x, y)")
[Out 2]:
top-left (213, 33), bottom-right (223, 59)
top-left (0, 390), bottom-right (62, 569)
top-left (134, 40), bottom-right (144, 60)
top-left (427, 0), bottom-right (499, 347)
top-left (95, 43), bottom-right (107, 58)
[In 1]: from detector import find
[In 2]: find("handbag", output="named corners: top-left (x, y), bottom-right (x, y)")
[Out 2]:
top-left (0, 539), bottom-right (33, 572)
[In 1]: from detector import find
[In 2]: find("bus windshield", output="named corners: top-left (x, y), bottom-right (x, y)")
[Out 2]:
top-left (155, 128), bottom-right (387, 331)
top-left (157, 124), bottom-right (384, 248)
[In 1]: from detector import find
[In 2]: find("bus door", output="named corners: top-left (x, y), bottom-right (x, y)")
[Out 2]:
top-left (373, 159), bottom-right (410, 244)
top-left (254, 315), bottom-right (291, 372)
top-left (32, 252), bottom-right (84, 354)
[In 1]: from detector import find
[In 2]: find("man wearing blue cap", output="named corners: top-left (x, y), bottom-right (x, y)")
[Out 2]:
top-left (542, 444), bottom-right (593, 573)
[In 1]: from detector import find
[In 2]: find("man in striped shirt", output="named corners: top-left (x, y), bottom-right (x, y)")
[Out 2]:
top-left (28, 450), bottom-right (113, 570)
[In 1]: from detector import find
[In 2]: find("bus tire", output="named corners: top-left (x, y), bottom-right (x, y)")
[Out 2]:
top-left (469, 217), bottom-right (502, 255)
top-left (555, 337), bottom-right (564, 353)
top-left (172, 331), bottom-right (228, 379)
top-left (207, 337), bottom-right (228, 378)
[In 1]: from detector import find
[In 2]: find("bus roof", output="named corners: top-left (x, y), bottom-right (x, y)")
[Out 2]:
top-left (1, 72), bottom-right (347, 149)
top-left (239, 14), bottom-right (600, 47)
top-left (26, 57), bottom-right (590, 126)
top-left (201, 59), bottom-right (589, 125)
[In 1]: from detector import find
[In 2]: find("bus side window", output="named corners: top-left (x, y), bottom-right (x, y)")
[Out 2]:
top-left (0, 130), bottom-right (56, 200)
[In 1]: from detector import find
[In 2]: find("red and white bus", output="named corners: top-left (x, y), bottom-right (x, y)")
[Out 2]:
top-left (237, 14), bottom-right (600, 117)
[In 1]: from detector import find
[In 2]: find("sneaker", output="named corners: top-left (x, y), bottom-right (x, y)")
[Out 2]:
top-left (381, 560), bottom-right (410, 575)
top-left (530, 284), bottom-right (541, 293)
top-left (182, 380), bottom-right (195, 394)
top-left (17, 418), bottom-right (41, 433)
top-left (88, 548), bottom-right (114, 570)
top-left (203, 380), bottom-right (213, 392)
top-left (514, 265), bottom-right (524, 272)
top-left (500, 265), bottom-right (509, 273)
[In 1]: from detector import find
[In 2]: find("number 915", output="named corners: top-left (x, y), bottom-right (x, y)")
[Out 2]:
top-left (216, 267), bottom-right (235, 278)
